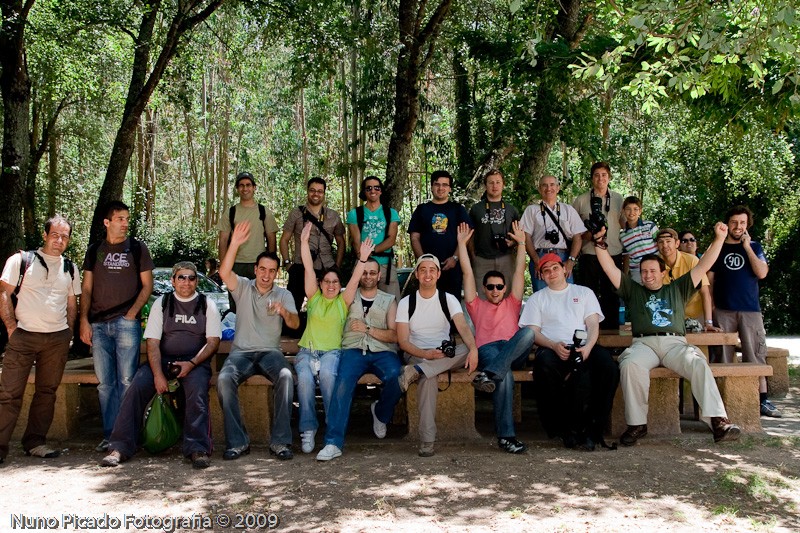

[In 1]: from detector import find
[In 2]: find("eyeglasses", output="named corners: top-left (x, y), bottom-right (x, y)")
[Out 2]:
top-left (308, 188), bottom-right (325, 195)
top-left (176, 274), bottom-right (197, 281)
top-left (681, 238), bottom-right (696, 243)
top-left (485, 284), bottom-right (505, 291)
top-left (365, 185), bottom-right (382, 192)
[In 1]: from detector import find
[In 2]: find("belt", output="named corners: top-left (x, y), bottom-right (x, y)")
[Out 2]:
top-left (634, 332), bottom-right (680, 338)
top-left (536, 248), bottom-right (566, 254)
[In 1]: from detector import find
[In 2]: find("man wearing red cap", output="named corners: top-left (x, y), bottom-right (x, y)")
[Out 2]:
top-left (518, 253), bottom-right (618, 449)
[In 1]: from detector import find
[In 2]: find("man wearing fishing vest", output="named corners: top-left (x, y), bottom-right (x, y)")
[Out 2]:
top-left (0, 215), bottom-right (81, 463)
top-left (100, 262), bottom-right (221, 468)
top-left (316, 257), bottom-right (401, 461)
top-left (80, 200), bottom-right (155, 453)
top-left (346, 176), bottom-right (402, 301)
top-left (217, 171), bottom-right (279, 279)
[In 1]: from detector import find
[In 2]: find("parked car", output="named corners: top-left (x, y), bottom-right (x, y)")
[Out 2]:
top-left (143, 267), bottom-right (231, 324)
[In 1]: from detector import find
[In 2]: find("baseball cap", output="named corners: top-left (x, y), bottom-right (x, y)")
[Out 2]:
top-left (538, 253), bottom-right (564, 272)
top-left (235, 171), bottom-right (255, 187)
top-left (415, 253), bottom-right (441, 271)
top-left (172, 261), bottom-right (198, 277)
top-left (656, 228), bottom-right (678, 241)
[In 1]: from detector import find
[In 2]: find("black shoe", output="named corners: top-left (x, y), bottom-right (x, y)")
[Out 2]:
top-left (711, 417), bottom-right (741, 443)
top-left (190, 452), bottom-right (211, 469)
top-left (620, 424), bottom-right (648, 446)
top-left (222, 445), bottom-right (250, 461)
top-left (498, 437), bottom-right (527, 454)
top-left (576, 436), bottom-right (596, 451)
top-left (95, 439), bottom-right (110, 453)
top-left (471, 372), bottom-right (497, 393)
top-left (269, 444), bottom-right (293, 460)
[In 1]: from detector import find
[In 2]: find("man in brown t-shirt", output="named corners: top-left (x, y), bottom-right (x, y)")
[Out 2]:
top-left (80, 201), bottom-right (154, 453)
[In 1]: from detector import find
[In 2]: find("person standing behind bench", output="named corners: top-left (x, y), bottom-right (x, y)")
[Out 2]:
top-left (591, 222), bottom-right (741, 445)
top-left (295, 222), bottom-right (374, 455)
top-left (100, 262), bottom-right (221, 469)
top-left (80, 201), bottom-right (154, 453)
top-left (217, 221), bottom-right (299, 461)
top-left (396, 254), bottom-right (479, 457)
top-left (457, 221), bottom-right (534, 454)
top-left (316, 257), bottom-right (401, 462)
top-left (0, 215), bottom-right (81, 462)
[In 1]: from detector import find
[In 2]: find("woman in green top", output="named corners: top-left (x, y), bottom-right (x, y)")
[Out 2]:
top-left (296, 221), bottom-right (374, 453)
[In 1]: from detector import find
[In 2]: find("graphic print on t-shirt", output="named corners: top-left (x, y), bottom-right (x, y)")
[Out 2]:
top-left (481, 207), bottom-right (506, 225)
top-left (645, 295), bottom-right (673, 327)
top-left (723, 252), bottom-right (746, 271)
top-left (103, 252), bottom-right (131, 270)
top-left (432, 213), bottom-right (448, 234)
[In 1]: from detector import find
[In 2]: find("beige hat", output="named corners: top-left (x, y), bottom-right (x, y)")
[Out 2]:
top-left (414, 253), bottom-right (441, 271)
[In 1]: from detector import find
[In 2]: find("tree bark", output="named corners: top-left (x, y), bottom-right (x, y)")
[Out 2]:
top-left (383, 0), bottom-right (453, 210)
top-left (453, 49), bottom-right (474, 188)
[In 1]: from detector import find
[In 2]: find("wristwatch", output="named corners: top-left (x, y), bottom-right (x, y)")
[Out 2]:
top-left (282, 259), bottom-right (292, 267)
top-left (452, 255), bottom-right (459, 262)
top-left (568, 256), bottom-right (577, 262)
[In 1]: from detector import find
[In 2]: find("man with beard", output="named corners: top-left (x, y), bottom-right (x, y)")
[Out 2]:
top-left (708, 205), bottom-right (780, 418)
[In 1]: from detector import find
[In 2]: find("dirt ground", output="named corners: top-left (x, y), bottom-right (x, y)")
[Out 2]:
top-left (1, 374), bottom-right (798, 532)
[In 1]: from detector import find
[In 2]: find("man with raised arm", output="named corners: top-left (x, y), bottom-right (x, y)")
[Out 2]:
top-left (217, 221), bottom-right (299, 461)
top-left (457, 221), bottom-right (534, 453)
top-left (395, 253), bottom-right (479, 457)
top-left (591, 222), bottom-right (741, 445)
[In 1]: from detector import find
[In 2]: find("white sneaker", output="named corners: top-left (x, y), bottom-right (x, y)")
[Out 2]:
top-left (371, 401), bottom-right (387, 439)
top-left (301, 430), bottom-right (316, 453)
top-left (316, 444), bottom-right (342, 461)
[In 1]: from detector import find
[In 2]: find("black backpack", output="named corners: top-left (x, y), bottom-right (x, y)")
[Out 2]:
top-left (228, 204), bottom-right (268, 247)
top-left (11, 250), bottom-right (76, 307)
top-left (160, 291), bottom-right (207, 319)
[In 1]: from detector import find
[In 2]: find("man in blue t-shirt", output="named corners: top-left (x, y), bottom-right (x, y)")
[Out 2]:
top-left (708, 205), bottom-right (780, 418)
top-left (408, 170), bottom-right (472, 298)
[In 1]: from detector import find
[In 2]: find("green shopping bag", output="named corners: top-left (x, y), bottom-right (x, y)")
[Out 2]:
top-left (141, 381), bottom-right (181, 454)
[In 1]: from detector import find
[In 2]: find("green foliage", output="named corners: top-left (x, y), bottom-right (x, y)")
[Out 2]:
top-left (138, 224), bottom-right (216, 268)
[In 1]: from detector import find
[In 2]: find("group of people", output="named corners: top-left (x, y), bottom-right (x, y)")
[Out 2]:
top-left (0, 162), bottom-right (779, 468)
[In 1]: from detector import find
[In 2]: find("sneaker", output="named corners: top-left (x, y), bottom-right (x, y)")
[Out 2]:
top-left (99, 450), bottom-right (127, 467)
top-left (498, 437), bottom-right (527, 454)
top-left (620, 424), bottom-right (648, 446)
top-left (418, 441), bottom-right (435, 457)
top-left (269, 444), bottom-right (294, 460)
top-left (316, 444), bottom-right (342, 462)
top-left (190, 452), bottom-right (211, 469)
top-left (711, 417), bottom-right (741, 443)
top-left (471, 372), bottom-right (496, 393)
top-left (222, 445), bottom-right (250, 461)
top-left (25, 445), bottom-right (60, 458)
top-left (371, 401), bottom-right (387, 439)
top-left (760, 399), bottom-right (782, 418)
top-left (399, 365), bottom-right (420, 392)
top-left (95, 439), bottom-right (110, 453)
top-left (301, 430), bottom-right (316, 453)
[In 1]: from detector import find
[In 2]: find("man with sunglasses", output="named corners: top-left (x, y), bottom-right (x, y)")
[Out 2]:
top-left (518, 253), bottom-right (618, 450)
top-left (217, 171), bottom-right (279, 280)
top-left (0, 215), bottom-right (80, 463)
top-left (456, 221), bottom-right (534, 454)
top-left (100, 262), bottom-right (221, 469)
top-left (656, 228), bottom-right (716, 331)
top-left (408, 170), bottom-right (472, 298)
top-left (346, 176), bottom-right (402, 300)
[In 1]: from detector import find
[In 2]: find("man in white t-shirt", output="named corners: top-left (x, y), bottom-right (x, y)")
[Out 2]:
top-left (519, 253), bottom-right (618, 450)
top-left (396, 254), bottom-right (478, 457)
top-left (0, 215), bottom-right (81, 462)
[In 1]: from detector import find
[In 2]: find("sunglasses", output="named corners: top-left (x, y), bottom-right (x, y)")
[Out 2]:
top-left (365, 185), bottom-right (382, 192)
top-left (176, 274), bottom-right (197, 281)
top-left (485, 283), bottom-right (505, 291)
top-left (681, 238), bottom-right (696, 243)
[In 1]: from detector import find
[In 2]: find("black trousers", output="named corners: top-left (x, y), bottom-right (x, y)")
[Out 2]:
top-left (577, 253), bottom-right (623, 330)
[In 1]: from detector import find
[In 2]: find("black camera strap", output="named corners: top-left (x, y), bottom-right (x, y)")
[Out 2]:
top-left (540, 202), bottom-right (570, 247)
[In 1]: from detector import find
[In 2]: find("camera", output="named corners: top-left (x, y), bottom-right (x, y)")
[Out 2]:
top-left (492, 233), bottom-right (509, 252)
top-left (544, 229), bottom-right (560, 245)
top-left (439, 339), bottom-right (457, 358)
top-left (565, 329), bottom-right (588, 373)
top-left (583, 211), bottom-right (607, 236)
top-left (167, 362), bottom-right (181, 379)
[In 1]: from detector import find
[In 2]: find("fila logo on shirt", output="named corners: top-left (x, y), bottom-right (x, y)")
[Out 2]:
top-left (174, 315), bottom-right (197, 324)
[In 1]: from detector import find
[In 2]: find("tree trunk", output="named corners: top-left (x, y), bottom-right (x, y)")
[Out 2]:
top-left (383, 0), bottom-right (453, 210)
top-left (46, 131), bottom-right (59, 217)
top-left (453, 49), bottom-right (474, 188)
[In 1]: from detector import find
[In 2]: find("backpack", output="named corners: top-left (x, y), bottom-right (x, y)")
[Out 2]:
top-left (160, 291), bottom-right (207, 320)
top-left (408, 289), bottom-right (453, 327)
top-left (227, 204), bottom-right (268, 247)
top-left (11, 250), bottom-right (76, 307)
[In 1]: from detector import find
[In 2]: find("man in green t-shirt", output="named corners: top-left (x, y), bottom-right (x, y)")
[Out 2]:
top-left (592, 221), bottom-right (740, 445)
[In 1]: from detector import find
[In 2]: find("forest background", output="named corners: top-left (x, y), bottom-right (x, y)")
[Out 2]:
top-left (1, 0), bottom-right (799, 332)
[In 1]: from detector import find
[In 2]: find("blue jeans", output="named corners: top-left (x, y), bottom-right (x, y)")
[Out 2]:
top-left (531, 249), bottom-right (572, 291)
top-left (324, 349), bottom-right (402, 449)
top-left (92, 316), bottom-right (142, 438)
top-left (216, 350), bottom-right (294, 448)
top-left (477, 328), bottom-right (535, 438)
top-left (294, 348), bottom-right (341, 433)
top-left (109, 362), bottom-right (212, 458)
